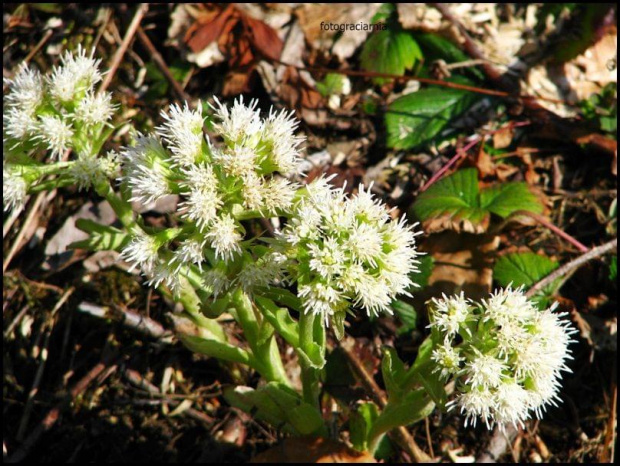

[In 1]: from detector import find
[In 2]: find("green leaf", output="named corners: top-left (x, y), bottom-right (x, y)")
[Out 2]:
top-left (255, 296), bottom-right (299, 347)
top-left (409, 254), bottom-right (434, 292)
top-left (493, 252), bottom-right (561, 306)
top-left (391, 300), bottom-right (417, 335)
top-left (412, 168), bottom-right (488, 226)
top-left (494, 252), bottom-right (560, 290)
top-left (350, 402), bottom-right (380, 452)
top-left (69, 219), bottom-right (129, 252)
top-left (360, 29), bottom-right (422, 85)
top-left (412, 169), bottom-right (544, 231)
top-left (386, 85), bottom-right (480, 149)
top-left (480, 183), bottom-right (543, 218)
top-left (381, 346), bottom-right (407, 400)
top-left (316, 73), bottom-right (348, 97)
top-left (609, 255), bottom-right (617, 283)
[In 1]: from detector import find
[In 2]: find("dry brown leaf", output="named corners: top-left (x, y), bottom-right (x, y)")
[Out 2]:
top-left (250, 437), bottom-right (376, 463)
top-left (241, 13), bottom-right (284, 61)
top-left (413, 232), bottom-right (499, 309)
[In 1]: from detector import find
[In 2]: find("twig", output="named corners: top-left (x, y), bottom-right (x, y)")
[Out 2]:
top-left (99, 3), bottom-right (148, 92)
top-left (24, 29), bottom-right (54, 65)
top-left (503, 210), bottom-right (590, 253)
top-left (526, 239), bottom-right (617, 297)
top-left (420, 136), bottom-right (481, 192)
top-left (4, 305), bottom-right (30, 339)
top-left (340, 338), bottom-right (432, 463)
top-left (136, 26), bottom-right (190, 102)
top-left (3, 206), bottom-right (23, 239)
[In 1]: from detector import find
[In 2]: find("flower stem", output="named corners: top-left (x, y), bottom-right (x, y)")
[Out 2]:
top-left (298, 311), bottom-right (321, 409)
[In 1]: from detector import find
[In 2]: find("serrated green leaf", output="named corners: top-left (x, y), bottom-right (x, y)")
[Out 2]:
top-left (412, 168), bottom-right (488, 226)
top-left (381, 347), bottom-right (407, 400)
top-left (480, 182), bottom-right (543, 218)
top-left (255, 296), bottom-right (299, 347)
top-left (360, 28), bottom-right (422, 85)
top-left (494, 252), bottom-right (561, 306)
top-left (386, 85), bottom-right (480, 149)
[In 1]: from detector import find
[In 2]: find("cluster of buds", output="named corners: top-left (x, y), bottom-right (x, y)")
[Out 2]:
top-left (119, 98), bottom-right (302, 294)
top-left (3, 46), bottom-right (118, 212)
top-left (428, 287), bottom-right (577, 429)
top-left (278, 177), bottom-right (422, 325)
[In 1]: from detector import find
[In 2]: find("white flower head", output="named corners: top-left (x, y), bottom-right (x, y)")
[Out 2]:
top-left (432, 342), bottom-right (464, 380)
top-left (211, 96), bottom-right (263, 146)
top-left (36, 115), bottom-right (74, 158)
top-left (205, 214), bottom-right (242, 262)
top-left (121, 135), bottom-right (171, 204)
top-left (3, 166), bottom-right (28, 212)
top-left (438, 288), bottom-right (577, 430)
top-left (179, 188), bottom-right (222, 232)
top-left (120, 234), bottom-right (160, 275)
top-left (298, 282), bottom-right (345, 325)
top-left (262, 107), bottom-right (304, 174)
top-left (170, 238), bottom-right (205, 273)
top-left (74, 91), bottom-right (115, 126)
top-left (428, 292), bottom-right (474, 338)
top-left (237, 252), bottom-right (288, 291)
top-left (157, 102), bottom-right (204, 166)
top-left (48, 45), bottom-right (102, 103)
top-left (4, 64), bottom-right (44, 112)
top-left (212, 144), bottom-right (258, 178)
top-left (3, 107), bottom-right (38, 141)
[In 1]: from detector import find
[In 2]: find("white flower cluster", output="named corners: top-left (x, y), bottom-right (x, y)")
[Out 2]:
top-left (3, 47), bottom-right (117, 211)
top-left (428, 286), bottom-right (577, 429)
top-left (119, 97), bottom-right (304, 294)
top-left (278, 178), bottom-right (422, 325)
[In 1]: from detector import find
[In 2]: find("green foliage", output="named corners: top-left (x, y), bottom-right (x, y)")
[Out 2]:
top-left (386, 84), bottom-right (481, 149)
top-left (413, 32), bottom-right (485, 81)
top-left (316, 73), bottom-right (348, 97)
top-left (391, 300), bottom-right (417, 336)
top-left (224, 383), bottom-right (325, 436)
top-left (69, 219), bottom-right (129, 252)
top-left (411, 168), bottom-right (543, 229)
top-left (350, 402), bottom-right (380, 452)
top-left (609, 255), bottom-right (617, 283)
top-left (579, 83), bottom-right (617, 137)
top-left (360, 4), bottom-right (422, 85)
top-left (493, 252), bottom-right (561, 306)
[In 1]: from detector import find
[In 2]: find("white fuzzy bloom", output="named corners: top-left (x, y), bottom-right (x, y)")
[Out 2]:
top-left (438, 288), bottom-right (577, 430)
top-left (260, 177), bottom-right (297, 213)
top-left (170, 238), bottom-right (205, 272)
top-left (211, 96), bottom-right (263, 146)
top-left (240, 172), bottom-right (264, 210)
top-left (157, 102), bottom-right (204, 166)
top-left (48, 46), bottom-right (102, 103)
top-left (432, 343), bottom-right (463, 380)
top-left (203, 268), bottom-right (230, 298)
top-left (74, 91), bottom-right (115, 126)
top-left (298, 282), bottom-right (345, 325)
top-left (36, 115), bottom-right (74, 158)
top-left (213, 145), bottom-right (257, 178)
top-left (464, 351), bottom-right (507, 389)
top-left (179, 188), bottom-right (222, 232)
top-left (428, 292), bottom-right (474, 338)
top-left (146, 262), bottom-right (181, 293)
top-left (180, 163), bottom-right (218, 193)
top-left (237, 252), bottom-right (288, 291)
top-left (3, 107), bottom-right (38, 141)
top-left (484, 285), bottom-right (538, 325)
top-left (4, 64), bottom-right (44, 112)
top-left (3, 166), bottom-right (28, 212)
top-left (205, 214), bottom-right (242, 262)
top-left (121, 135), bottom-right (171, 204)
top-left (121, 234), bottom-right (160, 275)
top-left (262, 107), bottom-right (304, 174)
top-left (279, 179), bottom-right (422, 323)
top-left (70, 155), bottom-right (103, 190)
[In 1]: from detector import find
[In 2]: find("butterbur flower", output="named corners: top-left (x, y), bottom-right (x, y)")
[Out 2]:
top-left (48, 46), bottom-right (102, 103)
top-left (430, 287), bottom-right (577, 429)
top-left (3, 165), bottom-right (28, 212)
top-left (74, 92), bottom-right (116, 127)
top-left (279, 178), bottom-right (422, 325)
top-left (36, 115), bottom-right (74, 159)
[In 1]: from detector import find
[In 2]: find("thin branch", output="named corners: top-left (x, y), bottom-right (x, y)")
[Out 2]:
top-left (100, 3), bottom-right (148, 92)
top-left (526, 239), bottom-right (617, 297)
top-left (136, 26), bottom-right (190, 102)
